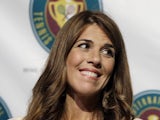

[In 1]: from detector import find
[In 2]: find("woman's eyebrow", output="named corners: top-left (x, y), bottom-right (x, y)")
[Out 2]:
top-left (103, 43), bottom-right (114, 49)
top-left (77, 39), bottom-right (93, 43)
top-left (77, 39), bottom-right (115, 49)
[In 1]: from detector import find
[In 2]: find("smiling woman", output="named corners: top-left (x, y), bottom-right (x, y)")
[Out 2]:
top-left (10, 11), bottom-right (141, 120)
top-left (66, 24), bottom-right (115, 98)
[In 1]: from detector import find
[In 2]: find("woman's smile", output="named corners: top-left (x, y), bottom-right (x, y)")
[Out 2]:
top-left (79, 68), bottom-right (101, 80)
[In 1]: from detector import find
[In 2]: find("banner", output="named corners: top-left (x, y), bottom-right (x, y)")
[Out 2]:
top-left (0, 0), bottom-right (159, 119)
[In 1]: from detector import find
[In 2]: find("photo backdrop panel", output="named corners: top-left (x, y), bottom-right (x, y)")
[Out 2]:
top-left (0, 0), bottom-right (159, 119)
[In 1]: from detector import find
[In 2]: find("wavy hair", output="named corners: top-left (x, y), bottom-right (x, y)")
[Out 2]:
top-left (24, 11), bottom-right (134, 120)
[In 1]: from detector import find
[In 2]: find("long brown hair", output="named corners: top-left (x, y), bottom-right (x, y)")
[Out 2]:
top-left (24, 11), bottom-right (134, 120)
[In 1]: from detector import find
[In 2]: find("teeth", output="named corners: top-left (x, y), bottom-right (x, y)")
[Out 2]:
top-left (81, 71), bottom-right (98, 78)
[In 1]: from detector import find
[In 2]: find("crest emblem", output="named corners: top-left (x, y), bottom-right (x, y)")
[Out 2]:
top-left (133, 90), bottom-right (160, 119)
top-left (0, 97), bottom-right (12, 120)
top-left (30, 0), bottom-right (102, 52)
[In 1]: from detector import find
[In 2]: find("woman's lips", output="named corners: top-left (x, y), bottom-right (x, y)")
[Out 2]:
top-left (79, 68), bottom-right (101, 80)
top-left (81, 71), bottom-right (98, 78)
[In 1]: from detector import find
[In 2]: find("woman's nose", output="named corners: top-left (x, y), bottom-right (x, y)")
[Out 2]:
top-left (87, 50), bottom-right (101, 68)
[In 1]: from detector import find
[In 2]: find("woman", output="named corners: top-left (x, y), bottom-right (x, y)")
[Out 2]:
top-left (11, 11), bottom-right (142, 120)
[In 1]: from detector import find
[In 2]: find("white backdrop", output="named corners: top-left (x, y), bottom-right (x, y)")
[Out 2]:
top-left (0, 0), bottom-right (160, 119)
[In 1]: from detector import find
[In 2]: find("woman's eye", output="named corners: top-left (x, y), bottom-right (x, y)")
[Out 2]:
top-left (78, 43), bottom-right (90, 49)
top-left (101, 49), bottom-right (115, 57)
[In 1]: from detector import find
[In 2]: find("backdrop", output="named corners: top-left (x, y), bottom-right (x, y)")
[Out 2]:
top-left (0, 0), bottom-right (160, 119)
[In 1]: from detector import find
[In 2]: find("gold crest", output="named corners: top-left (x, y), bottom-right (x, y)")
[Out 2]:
top-left (48, 0), bottom-right (85, 27)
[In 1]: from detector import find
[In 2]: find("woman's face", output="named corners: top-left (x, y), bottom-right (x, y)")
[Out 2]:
top-left (66, 24), bottom-right (115, 96)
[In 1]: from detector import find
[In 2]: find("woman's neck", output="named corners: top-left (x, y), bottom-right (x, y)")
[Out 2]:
top-left (62, 92), bottom-right (103, 120)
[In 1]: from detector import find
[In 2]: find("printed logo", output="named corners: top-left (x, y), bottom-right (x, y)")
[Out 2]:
top-left (30, 0), bottom-right (102, 52)
top-left (0, 97), bottom-right (12, 120)
top-left (133, 90), bottom-right (160, 120)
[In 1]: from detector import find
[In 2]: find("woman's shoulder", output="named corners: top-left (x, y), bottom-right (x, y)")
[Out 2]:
top-left (134, 118), bottom-right (143, 120)
top-left (8, 117), bottom-right (23, 120)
